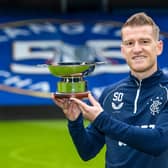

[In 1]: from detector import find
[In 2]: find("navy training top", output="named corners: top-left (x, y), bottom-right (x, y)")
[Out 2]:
top-left (68, 69), bottom-right (168, 168)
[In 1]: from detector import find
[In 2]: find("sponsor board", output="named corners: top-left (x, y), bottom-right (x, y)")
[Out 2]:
top-left (0, 12), bottom-right (167, 105)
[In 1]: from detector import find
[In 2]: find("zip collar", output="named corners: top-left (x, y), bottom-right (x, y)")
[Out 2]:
top-left (129, 69), bottom-right (163, 87)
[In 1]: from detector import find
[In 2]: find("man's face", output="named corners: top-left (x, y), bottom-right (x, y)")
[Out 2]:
top-left (121, 25), bottom-right (163, 77)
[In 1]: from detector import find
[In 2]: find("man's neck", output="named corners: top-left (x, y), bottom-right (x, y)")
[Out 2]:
top-left (131, 68), bottom-right (158, 81)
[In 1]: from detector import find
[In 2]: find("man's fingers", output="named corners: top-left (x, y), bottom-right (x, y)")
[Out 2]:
top-left (70, 93), bottom-right (99, 109)
top-left (70, 97), bottom-right (86, 107)
top-left (52, 93), bottom-right (70, 109)
top-left (88, 93), bottom-right (99, 106)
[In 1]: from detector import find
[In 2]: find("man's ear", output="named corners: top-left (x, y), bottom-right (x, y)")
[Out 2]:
top-left (157, 40), bottom-right (163, 56)
top-left (120, 44), bottom-right (126, 59)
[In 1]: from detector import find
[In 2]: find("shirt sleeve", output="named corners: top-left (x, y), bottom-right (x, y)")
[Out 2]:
top-left (68, 114), bottom-right (105, 161)
top-left (92, 110), bottom-right (168, 156)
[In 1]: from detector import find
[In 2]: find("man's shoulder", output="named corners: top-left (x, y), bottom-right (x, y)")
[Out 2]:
top-left (105, 77), bottom-right (130, 90)
top-left (160, 71), bottom-right (168, 86)
top-left (99, 77), bottom-right (130, 101)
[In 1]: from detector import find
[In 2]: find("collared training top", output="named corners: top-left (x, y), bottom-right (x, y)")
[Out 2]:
top-left (68, 69), bottom-right (168, 168)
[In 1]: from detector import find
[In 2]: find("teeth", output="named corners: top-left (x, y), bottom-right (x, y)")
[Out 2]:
top-left (133, 56), bottom-right (145, 60)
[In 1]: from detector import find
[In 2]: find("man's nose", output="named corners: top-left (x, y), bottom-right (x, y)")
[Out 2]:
top-left (132, 42), bottom-right (142, 52)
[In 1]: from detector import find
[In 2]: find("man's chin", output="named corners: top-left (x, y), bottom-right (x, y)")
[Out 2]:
top-left (131, 66), bottom-right (148, 73)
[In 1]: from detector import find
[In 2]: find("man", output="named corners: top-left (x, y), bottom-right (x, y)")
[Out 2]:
top-left (52, 12), bottom-right (168, 168)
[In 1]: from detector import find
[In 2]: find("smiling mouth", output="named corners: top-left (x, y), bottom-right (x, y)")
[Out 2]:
top-left (132, 56), bottom-right (146, 61)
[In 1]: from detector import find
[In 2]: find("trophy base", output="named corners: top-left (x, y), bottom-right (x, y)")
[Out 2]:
top-left (53, 91), bottom-right (89, 99)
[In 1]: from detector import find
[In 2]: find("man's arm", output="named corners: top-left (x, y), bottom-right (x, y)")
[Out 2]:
top-left (92, 111), bottom-right (168, 156)
top-left (71, 94), bottom-right (168, 156)
top-left (68, 114), bottom-right (105, 161)
top-left (52, 93), bottom-right (105, 161)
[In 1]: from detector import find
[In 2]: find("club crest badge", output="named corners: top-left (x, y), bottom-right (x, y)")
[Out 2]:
top-left (147, 97), bottom-right (163, 116)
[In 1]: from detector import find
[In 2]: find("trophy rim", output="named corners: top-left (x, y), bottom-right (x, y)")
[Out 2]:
top-left (48, 61), bottom-right (105, 66)
top-left (49, 62), bottom-right (95, 66)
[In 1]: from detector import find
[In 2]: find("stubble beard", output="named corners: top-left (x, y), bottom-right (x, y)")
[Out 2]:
top-left (129, 61), bottom-right (157, 77)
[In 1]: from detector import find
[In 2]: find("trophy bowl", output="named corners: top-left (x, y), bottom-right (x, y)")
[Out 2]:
top-left (47, 62), bottom-right (101, 99)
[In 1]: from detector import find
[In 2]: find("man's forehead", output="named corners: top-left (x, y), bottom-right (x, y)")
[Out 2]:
top-left (122, 25), bottom-right (153, 32)
top-left (122, 25), bottom-right (154, 39)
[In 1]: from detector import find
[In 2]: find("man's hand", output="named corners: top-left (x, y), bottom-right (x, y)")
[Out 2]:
top-left (70, 93), bottom-right (103, 122)
top-left (52, 93), bottom-right (81, 121)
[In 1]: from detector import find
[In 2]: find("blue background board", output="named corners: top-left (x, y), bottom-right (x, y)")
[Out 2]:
top-left (0, 10), bottom-right (168, 105)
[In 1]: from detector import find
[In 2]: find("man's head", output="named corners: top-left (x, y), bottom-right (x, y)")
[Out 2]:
top-left (121, 12), bottom-right (160, 41)
top-left (121, 12), bottom-right (163, 80)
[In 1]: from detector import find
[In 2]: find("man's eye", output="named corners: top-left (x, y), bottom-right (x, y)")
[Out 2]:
top-left (143, 40), bottom-right (148, 43)
top-left (123, 41), bottom-right (134, 47)
top-left (128, 42), bottom-right (133, 45)
top-left (141, 40), bottom-right (150, 45)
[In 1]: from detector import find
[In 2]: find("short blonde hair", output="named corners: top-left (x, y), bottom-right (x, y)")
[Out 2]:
top-left (121, 12), bottom-right (160, 40)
